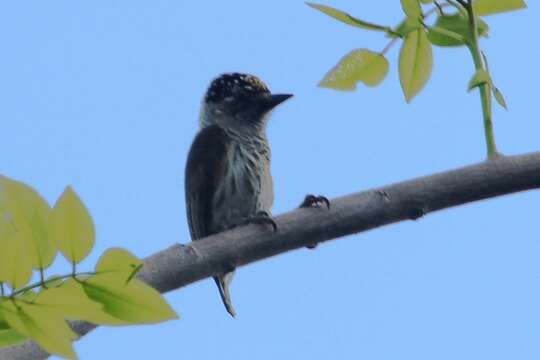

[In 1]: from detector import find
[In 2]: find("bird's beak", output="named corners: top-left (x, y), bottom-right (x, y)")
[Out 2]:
top-left (259, 93), bottom-right (293, 112)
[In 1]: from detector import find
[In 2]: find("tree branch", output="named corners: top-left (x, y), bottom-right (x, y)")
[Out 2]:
top-left (3, 152), bottom-right (540, 359)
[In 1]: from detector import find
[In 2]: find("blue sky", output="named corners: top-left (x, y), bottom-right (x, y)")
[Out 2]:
top-left (1, 1), bottom-right (539, 359)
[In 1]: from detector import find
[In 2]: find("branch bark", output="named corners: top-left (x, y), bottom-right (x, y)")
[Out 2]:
top-left (3, 152), bottom-right (540, 359)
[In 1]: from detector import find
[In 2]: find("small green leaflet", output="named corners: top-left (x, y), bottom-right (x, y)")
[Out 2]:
top-left (468, 69), bottom-right (508, 109)
top-left (400, 0), bottom-right (422, 21)
top-left (0, 176), bottom-right (53, 289)
top-left (94, 248), bottom-right (144, 285)
top-left (49, 186), bottom-right (95, 265)
top-left (318, 49), bottom-right (389, 91)
top-left (468, 69), bottom-right (491, 91)
top-left (399, 29), bottom-right (433, 102)
top-left (306, 3), bottom-right (394, 34)
top-left (427, 13), bottom-right (489, 47)
top-left (1, 300), bottom-right (78, 360)
top-left (473, 0), bottom-right (527, 16)
top-left (492, 87), bottom-right (508, 110)
top-left (82, 277), bottom-right (178, 324)
top-left (0, 306), bottom-right (27, 348)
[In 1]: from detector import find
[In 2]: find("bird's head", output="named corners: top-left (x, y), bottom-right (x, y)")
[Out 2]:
top-left (199, 73), bottom-right (293, 131)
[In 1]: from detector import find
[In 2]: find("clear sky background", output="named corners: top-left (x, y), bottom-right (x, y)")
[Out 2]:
top-left (1, 1), bottom-right (539, 359)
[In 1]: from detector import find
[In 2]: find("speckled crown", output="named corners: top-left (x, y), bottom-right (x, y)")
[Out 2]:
top-left (204, 73), bottom-right (270, 103)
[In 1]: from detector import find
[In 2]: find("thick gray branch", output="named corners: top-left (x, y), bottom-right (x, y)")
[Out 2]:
top-left (3, 152), bottom-right (540, 359)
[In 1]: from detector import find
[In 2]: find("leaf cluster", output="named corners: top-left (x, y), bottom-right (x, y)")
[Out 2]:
top-left (308, 0), bottom-right (525, 103)
top-left (0, 176), bottom-right (177, 359)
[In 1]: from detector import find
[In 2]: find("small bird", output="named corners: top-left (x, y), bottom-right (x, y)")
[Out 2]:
top-left (185, 73), bottom-right (292, 317)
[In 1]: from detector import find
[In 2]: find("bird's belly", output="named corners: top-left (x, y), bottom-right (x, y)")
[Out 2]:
top-left (210, 161), bottom-right (273, 232)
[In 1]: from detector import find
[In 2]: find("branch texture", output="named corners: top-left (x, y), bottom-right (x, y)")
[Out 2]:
top-left (3, 152), bottom-right (540, 359)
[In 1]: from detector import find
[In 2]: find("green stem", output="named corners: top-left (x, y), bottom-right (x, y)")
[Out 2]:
top-left (381, 37), bottom-right (399, 55)
top-left (39, 268), bottom-right (47, 289)
top-left (10, 271), bottom-right (97, 297)
top-left (463, 1), bottom-right (499, 158)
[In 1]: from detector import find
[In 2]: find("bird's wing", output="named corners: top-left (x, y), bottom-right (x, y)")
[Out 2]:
top-left (185, 125), bottom-right (231, 240)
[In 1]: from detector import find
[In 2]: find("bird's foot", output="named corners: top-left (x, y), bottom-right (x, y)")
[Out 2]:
top-left (299, 194), bottom-right (330, 209)
top-left (375, 189), bottom-right (390, 202)
top-left (300, 194), bottom-right (330, 249)
top-left (245, 211), bottom-right (277, 232)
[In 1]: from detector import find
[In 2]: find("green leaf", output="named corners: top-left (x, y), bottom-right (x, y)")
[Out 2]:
top-left (0, 219), bottom-right (34, 289)
top-left (95, 248), bottom-right (144, 285)
top-left (0, 177), bottom-right (55, 269)
top-left (467, 68), bottom-right (508, 109)
top-left (82, 277), bottom-right (178, 324)
top-left (396, 0), bottom-right (423, 38)
top-left (492, 86), bottom-right (508, 109)
top-left (427, 25), bottom-right (466, 47)
top-left (0, 324), bottom-right (27, 348)
top-left (319, 49), bottom-right (389, 91)
top-left (35, 279), bottom-right (127, 325)
top-left (427, 13), bottom-right (489, 47)
top-left (400, 0), bottom-right (422, 20)
top-left (420, 0), bottom-right (433, 3)
top-left (306, 3), bottom-right (393, 33)
top-left (399, 29), bottom-right (433, 102)
top-left (468, 69), bottom-right (491, 91)
top-left (0, 176), bottom-right (55, 288)
top-left (49, 186), bottom-right (95, 264)
top-left (0, 306), bottom-right (28, 348)
top-left (473, 0), bottom-right (527, 16)
top-left (0, 300), bottom-right (78, 359)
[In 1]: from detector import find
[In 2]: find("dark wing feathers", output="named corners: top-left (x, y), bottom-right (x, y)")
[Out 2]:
top-left (185, 125), bottom-right (231, 240)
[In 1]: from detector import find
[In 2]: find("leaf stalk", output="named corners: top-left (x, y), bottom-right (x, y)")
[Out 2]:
top-left (463, 0), bottom-right (499, 158)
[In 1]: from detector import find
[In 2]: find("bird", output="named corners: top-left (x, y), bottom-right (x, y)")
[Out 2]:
top-left (184, 73), bottom-right (293, 317)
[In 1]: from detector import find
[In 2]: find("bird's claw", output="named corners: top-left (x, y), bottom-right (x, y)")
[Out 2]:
top-left (246, 211), bottom-right (278, 232)
top-left (300, 194), bottom-right (330, 209)
top-left (376, 189), bottom-right (389, 202)
top-left (300, 194), bottom-right (329, 250)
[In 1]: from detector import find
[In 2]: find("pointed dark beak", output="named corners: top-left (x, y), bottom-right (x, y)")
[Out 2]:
top-left (259, 93), bottom-right (293, 112)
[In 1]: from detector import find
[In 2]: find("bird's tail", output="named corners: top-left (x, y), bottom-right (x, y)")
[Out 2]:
top-left (214, 271), bottom-right (236, 318)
